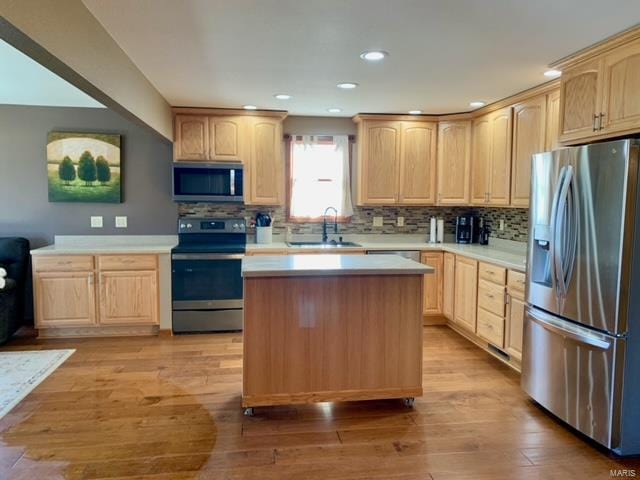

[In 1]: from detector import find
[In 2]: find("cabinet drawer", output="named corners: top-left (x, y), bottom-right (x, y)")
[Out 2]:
top-left (34, 255), bottom-right (94, 272)
top-left (477, 308), bottom-right (505, 347)
top-left (507, 270), bottom-right (526, 300)
top-left (98, 255), bottom-right (157, 271)
top-left (479, 262), bottom-right (506, 285)
top-left (478, 279), bottom-right (506, 317)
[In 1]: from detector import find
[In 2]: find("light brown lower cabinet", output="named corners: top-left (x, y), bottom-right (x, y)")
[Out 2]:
top-left (454, 256), bottom-right (478, 332)
top-left (34, 271), bottom-right (97, 327)
top-left (505, 270), bottom-right (526, 362)
top-left (99, 270), bottom-right (158, 325)
top-left (420, 252), bottom-right (443, 319)
top-left (442, 252), bottom-right (455, 320)
top-left (33, 254), bottom-right (159, 336)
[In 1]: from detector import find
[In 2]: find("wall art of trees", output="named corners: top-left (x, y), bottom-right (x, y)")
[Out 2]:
top-left (46, 132), bottom-right (122, 203)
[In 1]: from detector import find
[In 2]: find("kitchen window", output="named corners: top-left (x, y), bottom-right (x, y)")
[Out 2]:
top-left (288, 135), bottom-right (354, 222)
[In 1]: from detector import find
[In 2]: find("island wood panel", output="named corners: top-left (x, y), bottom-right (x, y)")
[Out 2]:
top-left (242, 274), bottom-right (423, 407)
top-left (442, 252), bottom-right (456, 320)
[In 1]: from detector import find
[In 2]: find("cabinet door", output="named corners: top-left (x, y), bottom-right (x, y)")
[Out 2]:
top-left (505, 295), bottom-right (525, 361)
top-left (99, 271), bottom-right (158, 325)
top-left (174, 115), bottom-right (209, 161)
top-left (442, 252), bottom-right (456, 320)
top-left (454, 256), bottom-right (478, 333)
top-left (209, 117), bottom-right (244, 162)
top-left (601, 40), bottom-right (640, 135)
top-left (511, 96), bottom-right (546, 207)
top-left (35, 272), bottom-right (96, 327)
top-left (437, 121), bottom-right (471, 205)
top-left (488, 107), bottom-right (512, 206)
top-left (421, 252), bottom-right (443, 316)
top-left (359, 121), bottom-right (400, 204)
top-left (246, 117), bottom-right (284, 205)
top-left (559, 58), bottom-right (603, 143)
top-left (399, 122), bottom-right (437, 204)
top-left (470, 115), bottom-right (491, 205)
top-left (545, 89), bottom-right (561, 151)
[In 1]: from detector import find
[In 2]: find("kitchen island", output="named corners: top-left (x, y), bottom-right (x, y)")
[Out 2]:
top-left (241, 254), bottom-right (432, 414)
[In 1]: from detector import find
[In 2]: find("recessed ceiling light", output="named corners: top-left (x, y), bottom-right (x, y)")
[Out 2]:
top-left (243, 104), bottom-right (258, 110)
top-left (274, 94), bottom-right (291, 100)
top-left (360, 50), bottom-right (388, 62)
top-left (544, 69), bottom-right (562, 78)
top-left (327, 108), bottom-right (342, 113)
top-left (408, 110), bottom-right (422, 115)
top-left (469, 101), bottom-right (486, 108)
top-left (337, 82), bottom-right (358, 89)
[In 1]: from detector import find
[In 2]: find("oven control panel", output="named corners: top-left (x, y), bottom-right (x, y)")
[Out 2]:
top-left (178, 218), bottom-right (246, 234)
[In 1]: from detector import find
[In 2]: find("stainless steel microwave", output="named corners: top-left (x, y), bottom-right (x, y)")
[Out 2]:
top-left (172, 162), bottom-right (244, 202)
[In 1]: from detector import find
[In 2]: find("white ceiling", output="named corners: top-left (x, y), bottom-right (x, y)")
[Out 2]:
top-left (83, 0), bottom-right (639, 116)
top-left (0, 40), bottom-right (104, 109)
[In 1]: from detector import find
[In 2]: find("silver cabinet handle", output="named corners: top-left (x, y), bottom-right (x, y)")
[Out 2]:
top-left (593, 114), bottom-right (599, 131)
top-left (599, 112), bottom-right (605, 131)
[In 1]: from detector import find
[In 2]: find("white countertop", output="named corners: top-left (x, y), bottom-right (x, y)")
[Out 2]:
top-left (242, 254), bottom-right (434, 277)
top-left (247, 236), bottom-right (527, 272)
top-left (31, 235), bottom-right (177, 255)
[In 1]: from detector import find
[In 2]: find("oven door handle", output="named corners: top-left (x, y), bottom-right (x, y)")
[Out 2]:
top-left (172, 253), bottom-right (244, 260)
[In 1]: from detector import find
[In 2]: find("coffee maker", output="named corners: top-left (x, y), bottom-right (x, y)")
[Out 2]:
top-left (455, 215), bottom-right (478, 244)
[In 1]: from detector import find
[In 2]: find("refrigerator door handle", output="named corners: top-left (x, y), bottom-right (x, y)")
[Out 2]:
top-left (527, 308), bottom-right (612, 350)
top-left (554, 165), bottom-right (575, 298)
top-left (549, 166), bottom-right (568, 296)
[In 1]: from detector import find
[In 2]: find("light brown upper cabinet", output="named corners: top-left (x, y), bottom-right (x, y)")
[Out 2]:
top-left (510, 95), bottom-right (547, 207)
top-left (600, 40), bottom-right (640, 135)
top-left (175, 114), bottom-right (244, 162)
top-left (357, 120), bottom-right (400, 205)
top-left (471, 107), bottom-right (512, 206)
top-left (174, 115), bottom-right (209, 161)
top-left (355, 116), bottom-right (436, 205)
top-left (245, 116), bottom-right (284, 205)
top-left (208, 116), bottom-right (244, 162)
top-left (437, 121), bottom-right (471, 205)
top-left (399, 122), bottom-right (437, 204)
top-left (558, 34), bottom-right (640, 143)
top-left (545, 89), bottom-right (561, 151)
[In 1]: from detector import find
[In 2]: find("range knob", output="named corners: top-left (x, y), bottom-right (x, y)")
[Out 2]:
top-left (233, 223), bottom-right (239, 229)
top-left (187, 223), bottom-right (192, 228)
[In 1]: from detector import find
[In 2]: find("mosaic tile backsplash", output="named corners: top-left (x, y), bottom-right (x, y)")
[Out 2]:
top-left (178, 204), bottom-right (530, 242)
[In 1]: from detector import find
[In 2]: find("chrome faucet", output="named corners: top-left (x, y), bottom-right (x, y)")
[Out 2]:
top-left (322, 206), bottom-right (338, 243)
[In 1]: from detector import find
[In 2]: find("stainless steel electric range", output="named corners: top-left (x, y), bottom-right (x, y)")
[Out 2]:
top-left (171, 217), bottom-right (246, 333)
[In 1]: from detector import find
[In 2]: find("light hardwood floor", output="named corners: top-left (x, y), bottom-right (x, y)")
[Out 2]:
top-left (0, 326), bottom-right (638, 479)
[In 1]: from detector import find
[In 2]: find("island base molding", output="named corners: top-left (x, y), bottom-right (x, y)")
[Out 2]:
top-left (242, 274), bottom-right (424, 408)
top-left (242, 387), bottom-right (423, 408)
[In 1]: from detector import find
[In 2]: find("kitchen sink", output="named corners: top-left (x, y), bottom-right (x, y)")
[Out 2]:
top-left (286, 241), bottom-right (362, 248)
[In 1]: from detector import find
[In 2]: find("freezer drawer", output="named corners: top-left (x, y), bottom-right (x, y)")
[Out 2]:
top-left (521, 306), bottom-right (623, 449)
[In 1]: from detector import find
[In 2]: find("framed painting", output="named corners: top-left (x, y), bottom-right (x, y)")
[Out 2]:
top-left (46, 132), bottom-right (122, 203)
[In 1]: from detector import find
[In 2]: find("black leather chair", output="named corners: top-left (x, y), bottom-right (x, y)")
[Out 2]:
top-left (0, 237), bottom-right (30, 344)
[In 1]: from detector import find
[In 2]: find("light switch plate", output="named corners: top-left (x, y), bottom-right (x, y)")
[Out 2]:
top-left (115, 216), bottom-right (128, 228)
top-left (90, 216), bottom-right (103, 228)
top-left (373, 216), bottom-right (383, 227)
top-left (397, 216), bottom-right (404, 227)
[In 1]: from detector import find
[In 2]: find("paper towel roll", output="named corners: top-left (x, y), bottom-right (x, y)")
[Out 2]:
top-left (0, 277), bottom-right (5, 290)
top-left (429, 217), bottom-right (437, 243)
top-left (437, 218), bottom-right (444, 243)
top-left (0, 267), bottom-right (6, 278)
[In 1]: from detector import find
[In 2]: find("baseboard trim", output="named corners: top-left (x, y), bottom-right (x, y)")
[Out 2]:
top-left (37, 324), bottom-right (159, 338)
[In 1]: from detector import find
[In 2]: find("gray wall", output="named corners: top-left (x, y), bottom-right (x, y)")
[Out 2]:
top-left (0, 104), bottom-right (177, 249)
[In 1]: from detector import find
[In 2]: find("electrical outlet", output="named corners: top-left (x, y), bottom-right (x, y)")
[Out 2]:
top-left (115, 216), bottom-right (128, 228)
top-left (499, 219), bottom-right (505, 231)
top-left (397, 216), bottom-right (404, 227)
top-left (373, 216), bottom-right (383, 227)
top-left (90, 216), bottom-right (103, 228)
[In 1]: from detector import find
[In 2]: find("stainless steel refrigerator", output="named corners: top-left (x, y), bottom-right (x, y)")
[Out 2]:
top-left (523, 138), bottom-right (640, 456)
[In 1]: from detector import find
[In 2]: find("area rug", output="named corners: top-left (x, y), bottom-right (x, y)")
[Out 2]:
top-left (0, 349), bottom-right (75, 418)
